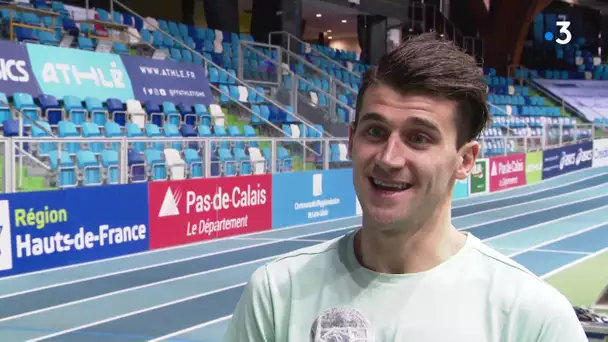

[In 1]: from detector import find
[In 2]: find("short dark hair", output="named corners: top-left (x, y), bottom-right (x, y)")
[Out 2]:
top-left (354, 32), bottom-right (488, 148)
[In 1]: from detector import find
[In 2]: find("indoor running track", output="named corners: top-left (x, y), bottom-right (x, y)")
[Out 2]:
top-left (1, 166), bottom-right (608, 342)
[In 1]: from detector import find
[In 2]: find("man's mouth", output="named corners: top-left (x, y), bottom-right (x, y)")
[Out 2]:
top-left (369, 177), bottom-right (412, 192)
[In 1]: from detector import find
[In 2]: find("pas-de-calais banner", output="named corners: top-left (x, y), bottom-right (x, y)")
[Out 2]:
top-left (489, 153), bottom-right (526, 192)
top-left (121, 55), bottom-right (214, 106)
top-left (272, 169), bottom-right (358, 228)
top-left (541, 141), bottom-right (594, 179)
top-left (0, 40), bottom-right (42, 96)
top-left (147, 175), bottom-right (272, 249)
top-left (26, 43), bottom-right (135, 102)
top-left (0, 184), bottom-right (150, 278)
top-left (593, 139), bottom-right (608, 168)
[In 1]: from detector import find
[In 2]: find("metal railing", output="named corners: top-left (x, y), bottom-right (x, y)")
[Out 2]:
top-left (268, 31), bottom-right (361, 79)
top-left (0, 135), bottom-right (351, 193)
top-left (105, 0), bottom-right (324, 141)
top-left (238, 40), bottom-right (355, 124)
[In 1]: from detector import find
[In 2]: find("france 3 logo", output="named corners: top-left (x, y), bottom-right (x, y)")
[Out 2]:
top-left (544, 19), bottom-right (572, 45)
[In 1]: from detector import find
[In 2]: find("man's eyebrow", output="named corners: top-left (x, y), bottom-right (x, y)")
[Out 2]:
top-left (358, 112), bottom-right (387, 124)
top-left (407, 116), bottom-right (441, 133)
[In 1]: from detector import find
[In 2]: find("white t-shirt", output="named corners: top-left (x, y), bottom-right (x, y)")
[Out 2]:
top-left (223, 230), bottom-right (587, 342)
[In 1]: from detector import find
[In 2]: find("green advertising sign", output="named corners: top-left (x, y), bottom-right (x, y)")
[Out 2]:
top-left (526, 151), bottom-right (543, 184)
top-left (470, 159), bottom-right (488, 194)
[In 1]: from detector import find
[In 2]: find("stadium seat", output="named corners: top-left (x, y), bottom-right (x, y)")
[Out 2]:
top-left (76, 150), bottom-right (102, 186)
top-left (164, 148), bottom-right (186, 180)
top-left (183, 148), bottom-right (203, 178)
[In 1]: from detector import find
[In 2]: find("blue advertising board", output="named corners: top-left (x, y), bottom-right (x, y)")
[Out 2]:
top-left (0, 183), bottom-right (150, 278)
top-left (542, 141), bottom-right (594, 179)
top-left (121, 55), bottom-right (213, 106)
top-left (272, 169), bottom-right (358, 228)
top-left (26, 43), bottom-right (135, 101)
top-left (0, 40), bottom-right (42, 96)
top-left (453, 178), bottom-right (469, 199)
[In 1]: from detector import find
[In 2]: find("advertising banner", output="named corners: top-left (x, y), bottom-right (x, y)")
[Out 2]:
top-left (26, 43), bottom-right (135, 102)
top-left (121, 55), bottom-right (213, 106)
top-left (453, 178), bottom-right (469, 199)
top-left (525, 151), bottom-right (543, 184)
top-left (0, 40), bottom-right (41, 96)
top-left (593, 139), bottom-right (608, 168)
top-left (148, 175), bottom-right (272, 249)
top-left (272, 169), bottom-right (357, 228)
top-left (0, 184), bottom-right (150, 278)
top-left (489, 153), bottom-right (526, 192)
top-left (469, 158), bottom-right (489, 195)
top-left (542, 142), bottom-right (594, 179)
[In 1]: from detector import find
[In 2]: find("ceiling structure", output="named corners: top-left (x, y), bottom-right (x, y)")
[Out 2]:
top-left (238, 0), bottom-right (401, 41)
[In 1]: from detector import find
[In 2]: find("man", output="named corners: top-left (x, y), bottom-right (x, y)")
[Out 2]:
top-left (223, 33), bottom-right (587, 342)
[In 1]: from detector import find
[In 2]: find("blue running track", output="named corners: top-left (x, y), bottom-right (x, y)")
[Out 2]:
top-left (0, 167), bottom-right (607, 341)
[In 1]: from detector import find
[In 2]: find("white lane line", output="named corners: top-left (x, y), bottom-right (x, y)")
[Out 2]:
top-left (0, 225), bottom-right (357, 300)
top-left (540, 247), bottom-right (608, 279)
top-left (459, 192), bottom-right (608, 231)
top-left (454, 181), bottom-right (608, 219)
top-left (26, 283), bottom-right (248, 342)
top-left (147, 315), bottom-right (233, 342)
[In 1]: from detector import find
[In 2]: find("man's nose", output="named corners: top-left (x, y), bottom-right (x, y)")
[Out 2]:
top-left (377, 133), bottom-right (407, 170)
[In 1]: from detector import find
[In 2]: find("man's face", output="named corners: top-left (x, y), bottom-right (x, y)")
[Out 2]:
top-left (348, 83), bottom-right (479, 231)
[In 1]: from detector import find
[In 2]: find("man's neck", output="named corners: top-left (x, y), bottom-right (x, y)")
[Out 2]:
top-left (355, 210), bottom-right (467, 275)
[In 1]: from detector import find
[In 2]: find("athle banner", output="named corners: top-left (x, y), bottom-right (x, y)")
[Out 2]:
top-left (147, 175), bottom-right (272, 250)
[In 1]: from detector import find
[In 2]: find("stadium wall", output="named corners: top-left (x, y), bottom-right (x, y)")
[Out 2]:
top-left (1, 139), bottom-right (606, 278)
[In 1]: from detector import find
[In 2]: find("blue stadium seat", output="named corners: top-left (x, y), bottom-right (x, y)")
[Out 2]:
top-left (100, 149), bottom-right (119, 184)
top-left (58, 120), bottom-right (80, 154)
top-left (144, 123), bottom-right (164, 150)
top-left (76, 150), bottom-right (102, 186)
top-left (163, 123), bottom-right (183, 150)
top-left (84, 97), bottom-right (108, 126)
top-left (31, 120), bottom-right (56, 156)
top-left (183, 148), bottom-right (203, 178)
top-left (38, 94), bottom-right (63, 125)
top-left (48, 150), bottom-right (76, 187)
top-left (144, 149), bottom-right (166, 180)
top-left (63, 96), bottom-right (87, 125)
top-left (106, 98), bottom-right (126, 125)
top-left (218, 148), bottom-right (236, 176)
top-left (233, 148), bottom-right (251, 175)
top-left (128, 149), bottom-right (146, 182)
top-left (81, 122), bottom-right (103, 153)
top-left (0, 93), bottom-right (11, 123)
top-left (126, 122), bottom-right (145, 152)
top-left (13, 92), bottom-right (40, 122)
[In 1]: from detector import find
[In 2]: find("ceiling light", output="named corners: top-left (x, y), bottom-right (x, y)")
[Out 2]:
top-left (316, 13), bottom-right (322, 17)
top-left (328, 36), bottom-right (333, 39)
top-left (326, 29), bottom-right (332, 33)
top-left (341, 19), bottom-right (347, 23)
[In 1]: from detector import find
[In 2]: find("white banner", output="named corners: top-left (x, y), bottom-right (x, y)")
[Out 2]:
top-left (593, 139), bottom-right (608, 168)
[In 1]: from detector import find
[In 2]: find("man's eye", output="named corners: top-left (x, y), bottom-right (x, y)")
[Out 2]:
top-left (410, 134), bottom-right (430, 145)
top-left (366, 127), bottom-right (384, 138)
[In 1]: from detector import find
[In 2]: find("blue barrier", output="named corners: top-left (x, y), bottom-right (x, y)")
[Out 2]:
top-left (0, 40), bottom-right (41, 96)
top-left (0, 183), bottom-right (150, 278)
top-left (272, 169), bottom-right (358, 228)
top-left (453, 178), bottom-right (469, 199)
top-left (26, 43), bottom-right (135, 101)
top-left (542, 141), bottom-right (594, 179)
top-left (121, 55), bottom-right (213, 106)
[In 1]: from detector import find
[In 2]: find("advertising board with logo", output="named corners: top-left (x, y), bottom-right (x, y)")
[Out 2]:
top-left (0, 40), bottom-right (41, 96)
top-left (121, 55), bottom-right (213, 106)
top-left (542, 142), bottom-right (594, 179)
top-left (489, 153), bottom-right (526, 192)
top-left (26, 43), bottom-right (135, 102)
top-left (148, 175), bottom-right (272, 249)
top-left (469, 158), bottom-right (489, 195)
top-left (593, 139), bottom-right (608, 168)
top-left (453, 178), bottom-right (469, 199)
top-left (272, 169), bottom-right (357, 228)
top-left (0, 184), bottom-right (150, 278)
top-left (525, 151), bottom-right (543, 184)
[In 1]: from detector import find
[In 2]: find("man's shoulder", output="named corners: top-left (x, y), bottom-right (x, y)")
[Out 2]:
top-left (249, 231), bottom-right (350, 287)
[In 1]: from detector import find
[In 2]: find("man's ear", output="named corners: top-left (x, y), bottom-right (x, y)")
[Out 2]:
top-left (455, 140), bottom-right (480, 180)
top-left (348, 122), bottom-right (356, 160)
